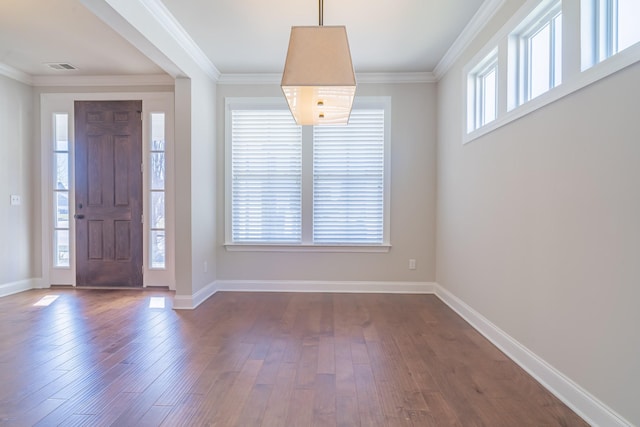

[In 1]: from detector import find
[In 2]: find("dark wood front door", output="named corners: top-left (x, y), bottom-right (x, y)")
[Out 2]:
top-left (74, 100), bottom-right (143, 287)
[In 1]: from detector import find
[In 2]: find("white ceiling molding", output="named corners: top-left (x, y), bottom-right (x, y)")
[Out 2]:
top-left (218, 72), bottom-right (436, 85)
top-left (357, 72), bottom-right (436, 84)
top-left (217, 73), bottom-right (283, 85)
top-left (0, 63), bottom-right (33, 86)
top-left (80, 0), bottom-right (185, 79)
top-left (31, 74), bottom-right (174, 87)
top-left (138, 0), bottom-right (220, 81)
top-left (433, 0), bottom-right (505, 80)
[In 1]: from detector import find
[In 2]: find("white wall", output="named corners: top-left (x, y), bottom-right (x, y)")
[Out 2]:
top-left (437, 2), bottom-right (640, 424)
top-left (215, 83), bottom-right (437, 285)
top-left (0, 75), bottom-right (35, 293)
top-left (185, 76), bottom-right (217, 295)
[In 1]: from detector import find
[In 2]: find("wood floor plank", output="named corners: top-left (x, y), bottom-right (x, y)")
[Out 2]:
top-left (207, 358), bottom-right (263, 426)
top-left (159, 393), bottom-right (204, 426)
top-left (0, 290), bottom-right (589, 427)
top-left (235, 383), bottom-right (273, 426)
top-left (334, 337), bottom-right (360, 427)
top-left (285, 388), bottom-right (315, 426)
top-left (313, 373), bottom-right (337, 427)
top-left (353, 362), bottom-right (387, 426)
top-left (254, 338), bottom-right (287, 385)
top-left (12, 397), bottom-right (66, 426)
top-left (136, 404), bottom-right (173, 427)
top-left (89, 392), bottom-right (141, 427)
top-left (317, 336), bottom-right (336, 374)
top-left (57, 413), bottom-right (98, 426)
top-left (295, 341), bottom-right (319, 389)
top-left (261, 362), bottom-right (297, 427)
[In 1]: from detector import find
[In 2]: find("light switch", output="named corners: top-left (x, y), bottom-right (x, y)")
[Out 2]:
top-left (10, 195), bottom-right (21, 206)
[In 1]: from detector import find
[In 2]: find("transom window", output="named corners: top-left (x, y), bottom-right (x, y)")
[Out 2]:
top-left (467, 49), bottom-right (498, 133)
top-left (511, 0), bottom-right (562, 106)
top-left (581, 0), bottom-right (640, 69)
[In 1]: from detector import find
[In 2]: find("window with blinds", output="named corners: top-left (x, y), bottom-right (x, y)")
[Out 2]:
top-left (226, 98), bottom-right (390, 249)
top-left (313, 110), bottom-right (385, 244)
top-left (230, 109), bottom-right (302, 243)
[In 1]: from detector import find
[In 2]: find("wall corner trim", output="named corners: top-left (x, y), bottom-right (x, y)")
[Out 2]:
top-left (217, 72), bottom-right (436, 85)
top-left (0, 278), bottom-right (38, 298)
top-left (138, 0), bottom-right (220, 81)
top-left (31, 74), bottom-right (175, 87)
top-left (433, 0), bottom-right (506, 80)
top-left (172, 279), bottom-right (434, 308)
top-left (0, 62), bottom-right (33, 85)
top-left (434, 283), bottom-right (632, 427)
top-left (173, 281), bottom-right (218, 310)
top-left (215, 280), bottom-right (435, 294)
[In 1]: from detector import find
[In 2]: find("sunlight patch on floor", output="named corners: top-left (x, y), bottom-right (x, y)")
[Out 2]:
top-left (149, 297), bottom-right (165, 309)
top-left (34, 295), bottom-right (60, 306)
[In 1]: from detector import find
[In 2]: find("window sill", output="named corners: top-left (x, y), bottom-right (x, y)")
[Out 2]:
top-left (224, 243), bottom-right (392, 253)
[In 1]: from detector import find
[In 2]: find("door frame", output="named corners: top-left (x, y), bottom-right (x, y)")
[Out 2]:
top-left (40, 92), bottom-right (176, 289)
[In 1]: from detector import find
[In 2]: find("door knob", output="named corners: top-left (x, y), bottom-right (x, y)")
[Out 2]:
top-left (74, 214), bottom-right (85, 219)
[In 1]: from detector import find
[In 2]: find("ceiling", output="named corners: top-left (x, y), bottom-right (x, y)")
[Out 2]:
top-left (0, 0), bottom-right (164, 76)
top-left (0, 0), bottom-right (485, 78)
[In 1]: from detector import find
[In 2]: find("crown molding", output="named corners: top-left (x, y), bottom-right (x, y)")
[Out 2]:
top-left (218, 71), bottom-right (436, 85)
top-left (433, 0), bottom-right (506, 80)
top-left (217, 73), bottom-right (282, 85)
top-left (138, 0), bottom-right (220, 81)
top-left (357, 72), bottom-right (436, 84)
top-left (31, 74), bottom-right (174, 87)
top-left (0, 63), bottom-right (33, 86)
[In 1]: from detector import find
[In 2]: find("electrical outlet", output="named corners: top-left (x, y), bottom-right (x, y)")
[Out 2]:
top-left (10, 195), bottom-right (21, 206)
top-left (203, 261), bottom-right (208, 273)
top-left (409, 259), bottom-right (416, 270)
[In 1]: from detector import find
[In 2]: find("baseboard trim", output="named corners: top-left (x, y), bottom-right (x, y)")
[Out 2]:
top-left (173, 281), bottom-right (218, 310)
top-left (434, 283), bottom-right (632, 427)
top-left (0, 278), bottom-right (38, 298)
top-left (215, 280), bottom-right (435, 294)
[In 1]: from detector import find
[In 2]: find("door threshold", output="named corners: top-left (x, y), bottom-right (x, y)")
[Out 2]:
top-left (67, 286), bottom-right (170, 291)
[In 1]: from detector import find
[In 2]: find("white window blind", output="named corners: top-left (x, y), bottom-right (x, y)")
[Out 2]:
top-left (313, 110), bottom-right (385, 244)
top-left (231, 110), bottom-right (302, 243)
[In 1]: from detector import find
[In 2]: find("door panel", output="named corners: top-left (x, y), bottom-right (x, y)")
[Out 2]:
top-left (75, 100), bottom-right (143, 287)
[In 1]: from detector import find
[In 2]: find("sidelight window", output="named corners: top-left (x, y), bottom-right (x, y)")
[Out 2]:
top-left (53, 114), bottom-right (70, 267)
top-left (149, 113), bottom-right (166, 269)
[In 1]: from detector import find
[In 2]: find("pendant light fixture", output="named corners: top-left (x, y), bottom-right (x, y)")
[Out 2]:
top-left (281, 0), bottom-right (356, 126)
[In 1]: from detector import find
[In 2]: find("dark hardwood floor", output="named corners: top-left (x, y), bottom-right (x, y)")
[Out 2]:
top-left (0, 289), bottom-right (587, 426)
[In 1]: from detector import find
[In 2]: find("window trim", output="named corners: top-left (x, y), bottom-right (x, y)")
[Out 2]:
top-left (224, 97), bottom-right (392, 252)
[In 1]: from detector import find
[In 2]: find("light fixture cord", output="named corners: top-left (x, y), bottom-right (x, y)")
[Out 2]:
top-left (319, 0), bottom-right (323, 26)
